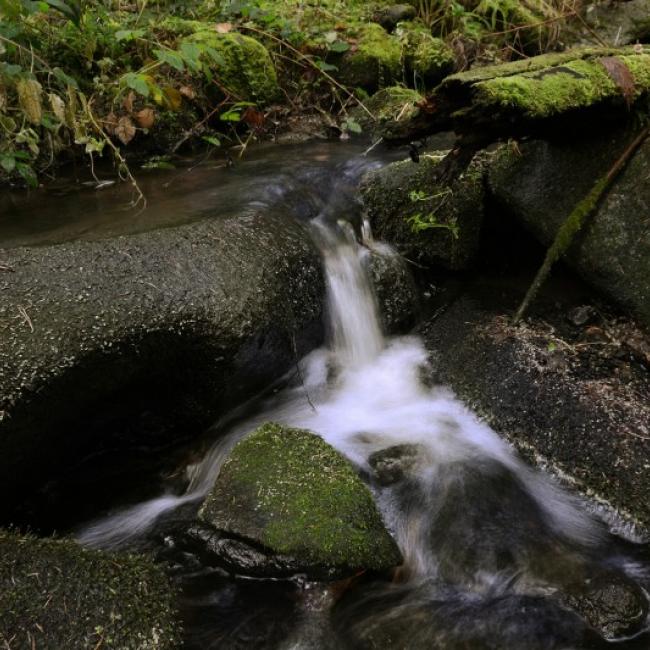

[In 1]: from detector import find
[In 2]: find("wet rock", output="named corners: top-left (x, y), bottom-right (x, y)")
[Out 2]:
top-left (360, 152), bottom-right (485, 270)
top-left (368, 444), bottom-right (424, 485)
top-left (583, 0), bottom-right (650, 46)
top-left (567, 305), bottom-right (598, 327)
top-left (488, 127), bottom-right (650, 326)
top-left (0, 215), bottom-right (324, 523)
top-left (198, 423), bottom-right (402, 580)
top-left (366, 249), bottom-right (419, 334)
top-left (0, 529), bottom-right (179, 648)
top-left (372, 4), bottom-right (417, 33)
top-left (421, 290), bottom-right (650, 528)
top-left (561, 571), bottom-right (649, 639)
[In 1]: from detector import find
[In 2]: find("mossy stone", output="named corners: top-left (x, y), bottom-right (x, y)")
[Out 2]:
top-left (337, 23), bottom-right (403, 92)
top-left (360, 151), bottom-right (485, 270)
top-left (199, 423), bottom-right (402, 579)
top-left (398, 22), bottom-right (455, 89)
top-left (0, 530), bottom-right (179, 649)
top-left (352, 86), bottom-right (423, 140)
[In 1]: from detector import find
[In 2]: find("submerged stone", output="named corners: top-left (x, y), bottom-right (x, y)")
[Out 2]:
top-left (0, 530), bottom-right (179, 648)
top-left (198, 423), bottom-right (402, 579)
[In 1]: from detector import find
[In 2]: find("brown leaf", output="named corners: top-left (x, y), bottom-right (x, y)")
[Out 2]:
top-left (241, 106), bottom-right (265, 130)
top-left (16, 78), bottom-right (43, 124)
top-left (179, 85), bottom-right (196, 100)
top-left (135, 107), bottom-right (155, 129)
top-left (115, 115), bottom-right (136, 145)
top-left (599, 57), bottom-right (635, 106)
top-left (0, 81), bottom-right (7, 113)
top-left (123, 90), bottom-right (136, 114)
top-left (48, 93), bottom-right (66, 124)
top-left (215, 22), bottom-right (233, 33)
top-left (102, 111), bottom-right (118, 136)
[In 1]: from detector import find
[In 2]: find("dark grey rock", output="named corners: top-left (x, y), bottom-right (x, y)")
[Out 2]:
top-left (0, 214), bottom-right (324, 521)
top-left (583, 0), bottom-right (650, 46)
top-left (368, 443), bottom-right (424, 485)
top-left (561, 571), bottom-right (648, 639)
top-left (567, 305), bottom-right (598, 327)
top-left (488, 128), bottom-right (650, 326)
top-left (372, 4), bottom-right (417, 32)
top-left (361, 152), bottom-right (485, 271)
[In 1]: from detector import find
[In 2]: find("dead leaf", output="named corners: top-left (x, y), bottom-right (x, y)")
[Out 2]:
top-left (16, 78), bottom-right (43, 124)
top-left (135, 107), bottom-right (155, 129)
top-left (599, 57), bottom-right (635, 106)
top-left (179, 85), bottom-right (196, 100)
top-left (215, 22), bottom-right (233, 33)
top-left (48, 93), bottom-right (66, 124)
top-left (115, 115), bottom-right (136, 145)
top-left (123, 90), bottom-right (136, 114)
top-left (102, 111), bottom-right (118, 136)
top-left (241, 106), bottom-right (265, 130)
top-left (0, 81), bottom-right (6, 112)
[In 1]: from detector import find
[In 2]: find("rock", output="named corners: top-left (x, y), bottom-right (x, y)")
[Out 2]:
top-left (198, 423), bottom-right (402, 580)
top-left (360, 151), bottom-right (485, 270)
top-left (0, 215), bottom-right (324, 523)
top-left (368, 444), bottom-right (424, 485)
top-left (352, 86), bottom-right (425, 142)
top-left (372, 4), bottom-right (417, 32)
top-left (0, 529), bottom-right (179, 648)
top-left (567, 305), bottom-right (598, 327)
top-left (337, 24), bottom-right (402, 92)
top-left (420, 290), bottom-right (650, 528)
top-left (584, 0), bottom-right (650, 47)
top-left (366, 248), bottom-right (419, 334)
top-left (397, 22), bottom-right (455, 88)
top-left (488, 127), bottom-right (650, 326)
top-left (561, 570), bottom-right (648, 639)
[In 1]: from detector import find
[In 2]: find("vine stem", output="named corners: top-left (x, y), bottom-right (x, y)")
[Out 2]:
top-left (513, 125), bottom-right (649, 324)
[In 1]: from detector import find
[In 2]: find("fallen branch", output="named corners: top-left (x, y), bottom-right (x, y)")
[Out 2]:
top-left (514, 125), bottom-right (650, 324)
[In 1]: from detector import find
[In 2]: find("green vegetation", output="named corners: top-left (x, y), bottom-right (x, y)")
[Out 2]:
top-left (199, 422), bottom-right (402, 574)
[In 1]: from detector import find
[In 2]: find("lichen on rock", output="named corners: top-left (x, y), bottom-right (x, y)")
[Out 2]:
top-left (198, 423), bottom-right (402, 579)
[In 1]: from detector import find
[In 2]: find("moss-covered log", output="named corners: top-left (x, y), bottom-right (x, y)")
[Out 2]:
top-left (404, 46), bottom-right (650, 138)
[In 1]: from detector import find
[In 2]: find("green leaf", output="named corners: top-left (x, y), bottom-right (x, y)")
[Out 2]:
top-left (219, 109), bottom-right (241, 122)
top-left (123, 72), bottom-right (150, 98)
top-left (52, 67), bottom-right (79, 90)
top-left (115, 28), bottom-right (146, 42)
top-left (154, 48), bottom-right (185, 72)
top-left (0, 155), bottom-right (15, 173)
top-left (16, 162), bottom-right (38, 187)
top-left (179, 42), bottom-right (202, 72)
top-left (329, 40), bottom-right (350, 53)
top-left (315, 59), bottom-right (337, 72)
top-left (202, 135), bottom-right (221, 147)
top-left (343, 117), bottom-right (362, 134)
top-left (43, 0), bottom-right (82, 26)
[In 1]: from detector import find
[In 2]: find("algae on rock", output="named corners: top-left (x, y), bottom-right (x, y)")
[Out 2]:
top-left (0, 530), bottom-right (179, 649)
top-left (199, 423), bottom-right (402, 579)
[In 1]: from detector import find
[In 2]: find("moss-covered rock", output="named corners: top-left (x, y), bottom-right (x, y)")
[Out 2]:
top-left (487, 127), bottom-right (650, 326)
top-left (397, 22), bottom-right (455, 89)
top-left (353, 86), bottom-right (424, 140)
top-left (360, 151), bottom-right (485, 270)
top-left (198, 423), bottom-right (402, 579)
top-left (0, 530), bottom-right (179, 649)
top-left (337, 23), bottom-right (403, 92)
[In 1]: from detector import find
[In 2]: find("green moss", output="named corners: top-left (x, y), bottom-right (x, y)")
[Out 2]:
top-left (186, 31), bottom-right (280, 103)
top-left (0, 530), bottom-right (179, 649)
top-left (199, 423), bottom-right (401, 573)
top-left (471, 55), bottom-right (650, 118)
top-left (338, 23), bottom-right (403, 91)
top-left (353, 86), bottom-right (423, 138)
top-left (398, 22), bottom-right (455, 88)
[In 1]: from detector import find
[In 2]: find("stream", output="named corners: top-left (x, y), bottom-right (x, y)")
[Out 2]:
top-left (6, 142), bottom-right (649, 648)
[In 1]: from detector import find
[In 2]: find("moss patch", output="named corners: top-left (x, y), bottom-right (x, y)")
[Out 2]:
top-left (0, 530), bottom-right (179, 649)
top-left (199, 423), bottom-right (402, 575)
top-left (353, 86), bottom-right (423, 139)
top-left (398, 22), bottom-right (455, 89)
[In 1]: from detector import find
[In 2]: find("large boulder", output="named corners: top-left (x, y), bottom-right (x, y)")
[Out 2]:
top-left (360, 152), bottom-right (485, 270)
top-left (0, 530), bottom-right (179, 649)
top-left (488, 127), bottom-right (650, 326)
top-left (421, 290), bottom-right (650, 528)
top-left (0, 214), bottom-right (324, 523)
top-left (197, 423), bottom-right (402, 579)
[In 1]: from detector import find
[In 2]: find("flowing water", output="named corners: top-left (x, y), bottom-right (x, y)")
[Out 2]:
top-left (66, 146), bottom-right (650, 648)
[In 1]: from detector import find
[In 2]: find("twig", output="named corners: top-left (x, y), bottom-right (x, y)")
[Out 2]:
top-left (514, 125), bottom-right (650, 324)
top-left (17, 305), bottom-right (34, 333)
